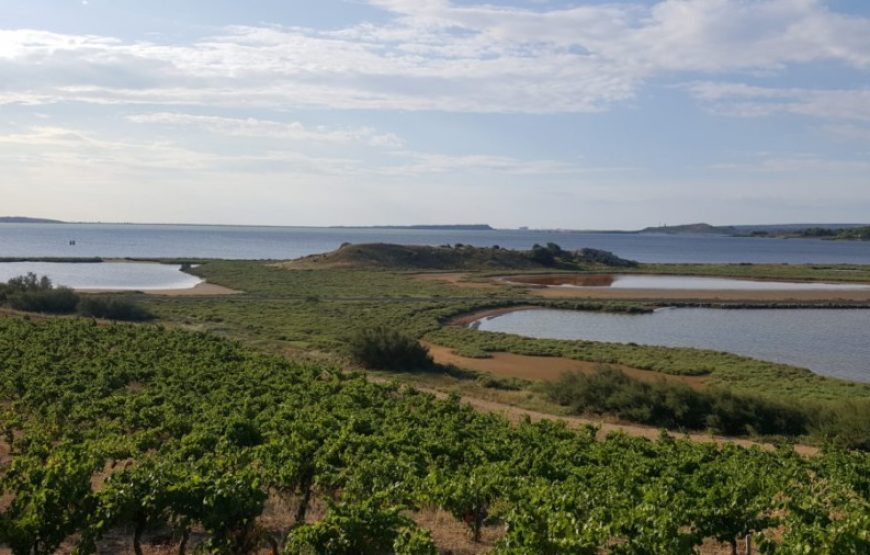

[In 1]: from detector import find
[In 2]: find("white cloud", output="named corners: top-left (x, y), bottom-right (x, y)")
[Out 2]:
top-left (0, 124), bottom-right (590, 179)
top-left (0, 1), bottom-right (867, 114)
top-left (688, 82), bottom-right (870, 121)
top-left (126, 113), bottom-right (404, 147)
top-left (710, 153), bottom-right (870, 174)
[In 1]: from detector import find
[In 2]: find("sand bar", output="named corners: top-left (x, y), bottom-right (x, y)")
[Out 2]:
top-left (77, 282), bottom-right (240, 296)
top-left (527, 287), bottom-right (870, 302)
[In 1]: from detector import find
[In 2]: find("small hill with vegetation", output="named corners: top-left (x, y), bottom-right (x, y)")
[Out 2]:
top-left (288, 242), bottom-right (638, 270)
top-left (0, 216), bottom-right (63, 224)
top-left (639, 222), bottom-right (737, 235)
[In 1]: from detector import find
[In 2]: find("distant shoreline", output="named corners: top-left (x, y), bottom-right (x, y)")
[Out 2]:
top-left (2, 217), bottom-right (868, 237)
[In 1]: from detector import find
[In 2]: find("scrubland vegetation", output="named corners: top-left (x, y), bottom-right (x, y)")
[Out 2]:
top-left (544, 367), bottom-right (870, 449)
top-left (545, 367), bottom-right (807, 436)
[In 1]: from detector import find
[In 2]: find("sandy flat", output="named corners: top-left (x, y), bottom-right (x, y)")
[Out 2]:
top-left (77, 282), bottom-right (240, 296)
top-left (527, 286), bottom-right (870, 302)
top-left (423, 341), bottom-right (708, 389)
top-left (413, 272), bottom-right (500, 289)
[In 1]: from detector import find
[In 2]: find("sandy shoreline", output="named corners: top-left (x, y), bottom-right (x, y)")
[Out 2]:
top-left (77, 282), bottom-right (240, 296)
top-left (447, 305), bottom-right (543, 327)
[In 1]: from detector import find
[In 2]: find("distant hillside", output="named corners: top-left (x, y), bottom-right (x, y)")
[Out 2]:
top-left (287, 242), bottom-right (638, 270)
top-left (639, 223), bottom-right (736, 235)
top-left (329, 224), bottom-right (494, 231)
top-left (733, 224), bottom-right (870, 240)
top-left (0, 216), bottom-right (63, 224)
top-left (732, 223), bottom-right (868, 234)
top-left (794, 226), bottom-right (870, 241)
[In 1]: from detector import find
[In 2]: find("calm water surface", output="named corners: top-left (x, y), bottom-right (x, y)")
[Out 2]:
top-left (0, 262), bottom-right (201, 290)
top-left (2, 223), bottom-right (870, 263)
top-left (475, 308), bottom-right (870, 382)
top-left (543, 274), bottom-right (870, 290)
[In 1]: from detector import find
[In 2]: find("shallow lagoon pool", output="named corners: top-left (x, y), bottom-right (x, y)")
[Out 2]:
top-left (474, 307), bottom-right (870, 382)
top-left (0, 262), bottom-right (202, 291)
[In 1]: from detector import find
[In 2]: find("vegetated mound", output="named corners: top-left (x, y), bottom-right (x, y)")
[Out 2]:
top-left (289, 242), bottom-right (638, 270)
top-left (0, 216), bottom-right (64, 224)
top-left (639, 222), bottom-right (737, 235)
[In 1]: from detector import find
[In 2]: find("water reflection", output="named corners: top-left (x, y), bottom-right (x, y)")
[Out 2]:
top-left (504, 274), bottom-right (870, 291)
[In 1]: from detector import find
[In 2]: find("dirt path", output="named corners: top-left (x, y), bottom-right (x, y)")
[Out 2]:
top-left (413, 272), bottom-right (500, 289)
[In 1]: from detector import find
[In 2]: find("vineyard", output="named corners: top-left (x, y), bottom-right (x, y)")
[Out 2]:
top-left (1, 316), bottom-right (868, 554)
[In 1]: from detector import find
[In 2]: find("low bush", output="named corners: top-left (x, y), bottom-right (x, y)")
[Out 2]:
top-left (77, 296), bottom-right (154, 321)
top-left (8, 288), bottom-right (80, 314)
top-left (286, 498), bottom-right (437, 555)
top-left (2, 274), bottom-right (154, 321)
top-left (348, 326), bottom-right (434, 371)
top-left (545, 366), bottom-right (809, 437)
top-left (2, 272), bottom-right (79, 314)
top-left (810, 399), bottom-right (870, 451)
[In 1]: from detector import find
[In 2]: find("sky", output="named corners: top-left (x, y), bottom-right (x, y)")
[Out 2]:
top-left (1, 0), bottom-right (869, 229)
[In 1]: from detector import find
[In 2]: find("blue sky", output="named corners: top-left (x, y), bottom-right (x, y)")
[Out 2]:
top-left (1, 0), bottom-right (869, 228)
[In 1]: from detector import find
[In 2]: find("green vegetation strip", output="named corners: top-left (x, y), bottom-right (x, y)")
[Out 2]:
top-left (631, 263), bottom-right (870, 283)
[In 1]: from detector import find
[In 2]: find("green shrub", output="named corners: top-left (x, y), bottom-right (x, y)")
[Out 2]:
top-left (8, 287), bottom-right (80, 314)
top-left (706, 390), bottom-right (806, 436)
top-left (348, 326), bottom-right (434, 371)
top-left (2, 273), bottom-right (80, 314)
top-left (285, 498), bottom-right (435, 555)
top-left (529, 244), bottom-right (557, 266)
top-left (545, 366), bottom-right (808, 437)
top-left (4, 272), bottom-right (53, 293)
top-left (77, 296), bottom-right (153, 321)
top-left (810, 399), bottom-right (870, 450)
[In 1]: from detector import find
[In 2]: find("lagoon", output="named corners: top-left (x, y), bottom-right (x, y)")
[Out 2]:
top-left (2, 223), bottom-right (870, 263)
top-left (0, 262), bottom-right (202, 291)
top-left (474, 308), bottom-right (870, 382)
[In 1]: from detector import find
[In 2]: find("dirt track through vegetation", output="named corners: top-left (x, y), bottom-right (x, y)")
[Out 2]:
top-left (423, 341), bottom-right (709, 389)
